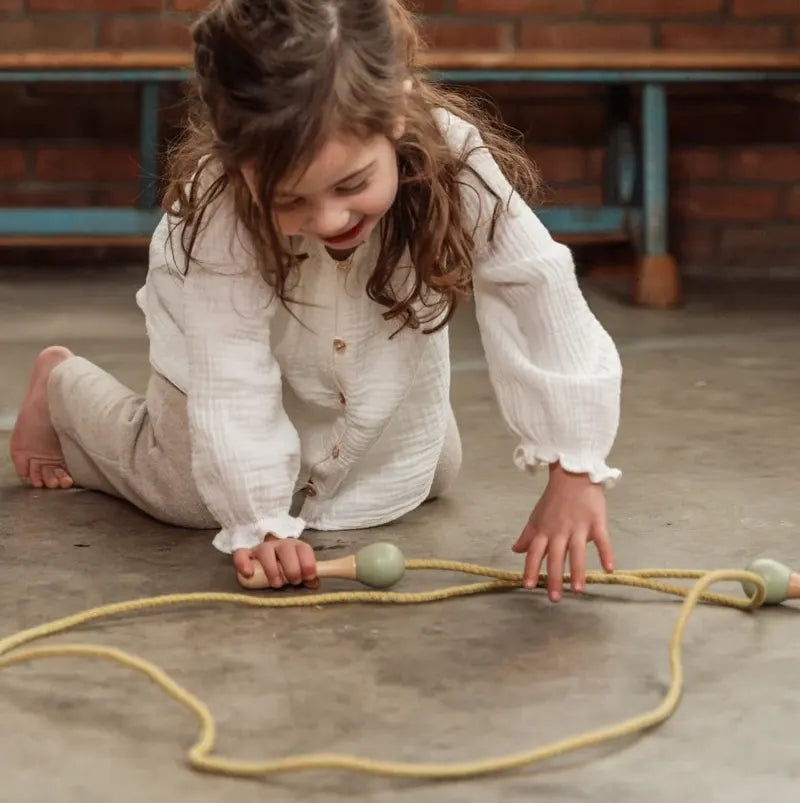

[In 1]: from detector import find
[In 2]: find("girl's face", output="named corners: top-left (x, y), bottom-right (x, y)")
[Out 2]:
top-left (243, 128), bottom-right (400, 253)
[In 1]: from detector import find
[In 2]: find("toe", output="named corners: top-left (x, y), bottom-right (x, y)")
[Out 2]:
top-left (54, 468), bottom-right (74, 489)
top-left (41, 464), bottom-right (62, 489)
top-left (29, 463), bottom-right (44, 488)
top-left (11, 452), bottom-right (29, 480)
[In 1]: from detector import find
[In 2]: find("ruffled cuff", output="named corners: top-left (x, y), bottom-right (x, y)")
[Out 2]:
top-left (211, 513), bottom-right (307, 554)
top-left (513, 444), bottom-right (622, 488)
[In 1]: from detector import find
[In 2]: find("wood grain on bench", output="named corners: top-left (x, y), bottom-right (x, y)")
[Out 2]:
top-left (0, 236), bottom-right (153, 248)
top-left (423, 51), bottom-right (800, 71)
top-left (3, 49), bottom-right (800, 72)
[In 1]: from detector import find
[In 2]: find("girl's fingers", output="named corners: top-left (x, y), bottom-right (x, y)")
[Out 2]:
top-left (545, 537), bottom-right (568, 603)
top-left (233, 549), bottom-right (254, 577)
top-left (259, 546), bottom-right (285, 588)
top-left (591, 526), bottom-right (616, 573)
top-left (297, 541), bottom-right (319, 588)
top-left (513, 522), bottom-right (536, 554)
top-left (276, 542), bottom-right (303, 585)
top-left (522, 533), bottom-right (548, 590)
top-left (568, 533), bottom-right (588, 593)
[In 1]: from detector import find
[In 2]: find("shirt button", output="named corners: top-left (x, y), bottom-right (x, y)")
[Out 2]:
top-left (333, 338), bottom-right (346, 353)
top-left (332, 445), bottom-right (340, 459)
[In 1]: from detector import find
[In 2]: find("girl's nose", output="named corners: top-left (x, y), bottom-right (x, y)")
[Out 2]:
top-left (308, 203), bottom-right (353, 239)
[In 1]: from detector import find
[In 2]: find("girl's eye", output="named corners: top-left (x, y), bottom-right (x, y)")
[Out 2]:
top-left (336, 181), bottom-right (368, 196)
top-left (274, 198), bottom-right (303, 210)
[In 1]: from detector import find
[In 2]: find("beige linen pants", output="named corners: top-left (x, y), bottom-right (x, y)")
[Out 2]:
top-left (48, 356), bottom-right (462, 530)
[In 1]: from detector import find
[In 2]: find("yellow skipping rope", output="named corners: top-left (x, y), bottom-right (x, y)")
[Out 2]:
top-left (0, 543), bottom-right (798, 781)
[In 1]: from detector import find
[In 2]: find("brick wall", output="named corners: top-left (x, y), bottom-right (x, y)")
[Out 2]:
top-left (1, 0), bottom-right (800, 273)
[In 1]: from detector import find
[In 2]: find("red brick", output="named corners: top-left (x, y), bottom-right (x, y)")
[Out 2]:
top-left (732, 0), bottom-right (800, 17)
top-left (98, 16), bottom-right (193, 49)
top-left (0, 245), bottom-right (150, 269)
top-left (673, 225), bottom-right (718, 262)
top-left (669, 148), bottom-right (721, 182)
top-left (29, 0), bottom-right (161, 10)
top-left (594, 0), bottom-right (721, 14)
top-left (521, 23), bottom-right (653, 51)
top-left (0, 187), bottom-right (91, 207)
top-left (528, 146), bottom-right (587, 182)
top-left (0, 86), bottom-right (140, 140)
top-left (785, 186), bottom-right (800, 219)
top-left (0, 148), bottom-right (27, 181)
top-left (659, 23), bottom-right (787, 50)
top-left (586, 147), bottom-right (604, 182)
top-left (0, 19), bottom-right (96, 50)
top-left (0, 186), bottom-right (139, 208)
top-left (573, 243), bottom-right (636, 276)
top-left (719, 224), bottom-right (800, 262)
top-left (412, 0), bottom-right (450, 11)
top-left (422, 21), bottom-right (516, 50)
top-left (670, 93), bottom-right (800, 146)
top-left (506, 102), bottom-right (607, 147)
top-left (171, 0), bottom-right (210, 10)
top-left (0, 0), bottom-right (23, 10)
top-left (725, 146), bottom-right (800, 182)
top-left (548, 185), bottom-right (604, 206)
top-left (34, 147), bottom-right (141, 182)
top-left (456, 0), bottom-right (585, 13)
top-left (487, 84), bottom-right (597, 101)
top-left (672, 186), bottom-right (779, 221)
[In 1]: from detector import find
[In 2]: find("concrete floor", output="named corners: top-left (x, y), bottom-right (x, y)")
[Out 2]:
top-left (0, 263), bottom-right (798, 802)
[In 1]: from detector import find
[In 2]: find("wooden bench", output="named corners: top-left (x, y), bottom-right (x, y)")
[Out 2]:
top-left (2, 49), bottom-right (800, 308)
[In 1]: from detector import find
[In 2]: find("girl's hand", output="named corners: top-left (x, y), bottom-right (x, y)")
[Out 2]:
top-left (512, 464), bottom-right (615, 603)
top-left (233, 535), bottom-right (319, 589)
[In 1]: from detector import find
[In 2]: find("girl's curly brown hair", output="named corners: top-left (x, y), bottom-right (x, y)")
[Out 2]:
top-left (164, 0), bottom-right (541, 333)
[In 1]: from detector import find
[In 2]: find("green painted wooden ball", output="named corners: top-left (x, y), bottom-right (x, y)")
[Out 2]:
top-left (355, 543), bottom-right (406, 588)
top-left (742, 558), bottom-right (792, 605)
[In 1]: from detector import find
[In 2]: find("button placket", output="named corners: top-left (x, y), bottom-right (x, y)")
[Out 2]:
top-left (329, 252), bottom-right (349, 474)
top-left (331, 339), bottom-right (345, 457)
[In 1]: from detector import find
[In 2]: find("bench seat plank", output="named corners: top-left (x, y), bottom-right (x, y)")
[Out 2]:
top-left (2, 49), bottom-right (800, 73)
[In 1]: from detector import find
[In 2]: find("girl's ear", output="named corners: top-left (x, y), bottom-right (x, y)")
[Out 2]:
top-left (240, 163), bottom-right (259, 205)
top-left (392, 79), bottom-right (414, 140)
top-left (392, 116), bottom-right (406, 140)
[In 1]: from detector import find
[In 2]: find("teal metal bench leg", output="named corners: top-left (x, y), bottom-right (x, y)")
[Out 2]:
top-left (139, 82), bottom-right (160, 211)
top-left (637, 83), bottom-right (682, 307)
top-left (604, 87), bottom-right (636, 207)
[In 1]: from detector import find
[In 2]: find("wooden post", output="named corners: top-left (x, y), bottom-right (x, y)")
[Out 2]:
top-left (635, 83), bottom-right (683, 309)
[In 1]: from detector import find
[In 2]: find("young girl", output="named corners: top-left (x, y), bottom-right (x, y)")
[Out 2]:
top-left (10, 0), bottom-right (622, 603)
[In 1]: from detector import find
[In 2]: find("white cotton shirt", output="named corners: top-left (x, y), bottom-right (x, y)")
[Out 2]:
top-left (135, 109), bottom-right (623, 554)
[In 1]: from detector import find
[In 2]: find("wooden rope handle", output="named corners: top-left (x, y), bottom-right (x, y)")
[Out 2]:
top-left (237, 542), bottom-right (406, 590)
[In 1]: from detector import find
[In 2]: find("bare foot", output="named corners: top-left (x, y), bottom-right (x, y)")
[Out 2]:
top-left (10, 346), bottom-right (75, 490)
